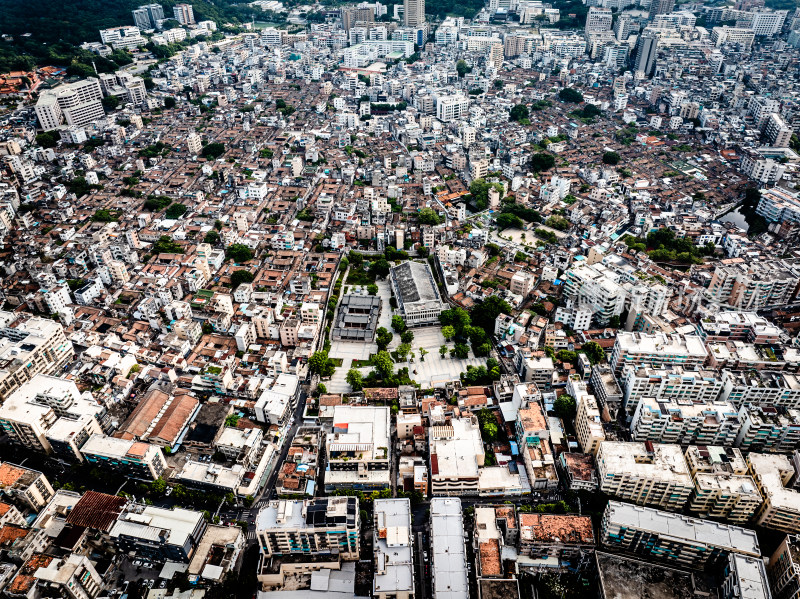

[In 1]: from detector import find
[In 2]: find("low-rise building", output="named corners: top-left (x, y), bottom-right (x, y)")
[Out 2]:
top-left (79, 435), bottom-right (167, 480)
top-left (430, 498), bottom-right (469, 599)
top-left (373, 498), bottom-right (414, 599)
top-left (109, 504), bottom-right (207, 562)
top-left (325, 406), bottom-right (391, 492)
top-left (517, 513), bottom-right (595, 570)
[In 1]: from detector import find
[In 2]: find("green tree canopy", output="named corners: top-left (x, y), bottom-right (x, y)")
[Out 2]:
top-left (559, 87), bottom-right (584, 103)
top-left (230, 270), bottom-right (255, 287)
top-left (418, 207), bottom-right (441, 225)
top-left (226, 244), bottom-right (254, 263)
top-left (509, 104), bottom-right (530, 122)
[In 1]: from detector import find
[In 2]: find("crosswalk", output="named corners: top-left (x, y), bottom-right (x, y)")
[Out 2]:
top-left (246, 529), bottom-right (258, 541)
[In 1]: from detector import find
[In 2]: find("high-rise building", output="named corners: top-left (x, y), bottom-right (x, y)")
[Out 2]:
top-left (132, 8), bottom-right (151, 30)
top-left (586, 7), bottom-right (613, 33)
top-left (0, 314), bottom-right (74, 400)
top-left (404, 0), bottom-right (425, 28)
top-left (173, 3), bottom-right (195, 25)
top-left (748, 453), bottom-right (800, 532)
top-left (648, 0), bottom-right (675, 20)
top-left (35, 78), bottom-right (106, 131)
top-left (635, 30), bottom-right (659, 75)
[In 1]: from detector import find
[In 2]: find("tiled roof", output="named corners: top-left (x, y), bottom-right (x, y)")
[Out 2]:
top-left (66, 491), bottom-right (127, 532)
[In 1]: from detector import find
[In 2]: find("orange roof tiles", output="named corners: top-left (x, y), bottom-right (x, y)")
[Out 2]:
top-left (518, 514), bottom-right (594, 545)
top-left (8, 553), bottom-right (54, 595)
top-left (479, 539), bottom-right (502, 577)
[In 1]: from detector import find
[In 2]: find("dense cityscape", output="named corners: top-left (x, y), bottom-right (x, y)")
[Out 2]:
top-left (0, 0), bottom-right (799, 596)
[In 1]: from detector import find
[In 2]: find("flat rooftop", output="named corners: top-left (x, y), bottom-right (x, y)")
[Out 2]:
top-left (604, 501), bottom-right (760, 557)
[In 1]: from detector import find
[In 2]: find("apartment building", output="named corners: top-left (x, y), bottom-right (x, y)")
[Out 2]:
top-left (79, 435), bottom-right (167, 480)
top-left (373, 498), bottom-right (414, 599)
top-left (720, 369), bottom-right (800, 409)
top-left (706, 260), bottom-right (799, 310)
top-left (630, 397), bottom-right (740, 446)
top-left (514, 350), bottom-right (555, 391)
top-left (110, 504), bottom-right (207, 562)
top-left (610, 332), bottom-right (708, 376)
top-left (749, 453), bottom-right (800, 533)
top-left (173, 3), bottom-right (196, 24)
top-left (696, 311), bottom-right (783, 344)
top-left (685, 446), bottom-right (761, 523)
top-left (0, 375), bottom-right (103, 459)
top-left (0, 315), bottom-right (74, 400)
top-left (31, 554), bottom-right (103, 599)
top-left (562, 263), bottom-right (626, 326)
top-left (324, 406), bottom-right (391, 492)
top-left (735, 405), bottom-right (800, 452)
top-left (0, 462), bottom-right (55, 510)
top-left (596, 441), bottom-right (694, 511)
top-left (620, 366), bottom-right (722, 420)
top-left (722, 553), bottom-right (772, 599)
top-left (767, 535), bottom-right (800, 599)
top-left (436, 95), bottom-right (470, 122)
top-left (600, 501), bottom-right (761, 569)
top-left (590, 365), bottom-right (624, 420)
top-left (572, 379), bottom-right (606, 455)
top-left (255, 497), bottom-right (360, 559)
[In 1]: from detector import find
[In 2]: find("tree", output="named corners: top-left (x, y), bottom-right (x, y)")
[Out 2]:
top-left (367, 284), bottom-right (379, 296)
top-left (346, 368), bottom-right (363, 391)
top-left (556, 349), bottom-right (577, 365)
top-left (530, 152), bottom-right (556, 172)
top-left (371, 258), bottom-right (390, 278)
top-left (456, 59), bottom-right (470, 78)
top-left (545, 216), bottom-right (570, 231)
top-left (164, 96), bottom-right (177, 109)
top-left (441, 325), bottom-right (456, 341)
top-left (317, 383), bottom-right (327, 395)
top-left (554, 394), bottom-right (577, 421)
top-left (376, 327), bottom-right (393, 351)
top-left (582, 341), bottom-right (605, 364)
top-left (201, 143), bottom-right (225, 159)
top-left (440, 344), bottom-right (448, 358)
top-left (226, 244), bottom-right (254, 263)
top-left (101, 95), bottom-right (120, 110)
top-left (471, 295), bottom-right (512, 332)
top-left (391, 315), bottom-right (407, 333)
top-left (418, 207), bottom-right (440, 225)
top-left (401, 330), bottom-right (414, 344)
top-left (559, 87), bottom-right (584, 103)
top-left (602, 151), bottom-right (621, 165)
top-left (165, 203), bottom-right (188, 219)
top-left (203, 230), bottom-right (220, 244)
top-left (419, 348), bottom-right (428, 362)
top-left (451, 343), bottom-right (470, 359)
top-left (372, 351), bottom-right (394, 379)
top-left (496, 213), bottom-right (524, 230)
top-left (509, 104), bottom-right (530, 122)
top-left (397, 342), bottom-right (411, 361)
top-left (308, 351), bottom-right (330, 375)
top-left (35, 131), bottom-right (59, 148)
top-left (230, 270), bottom-right (255, 288)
